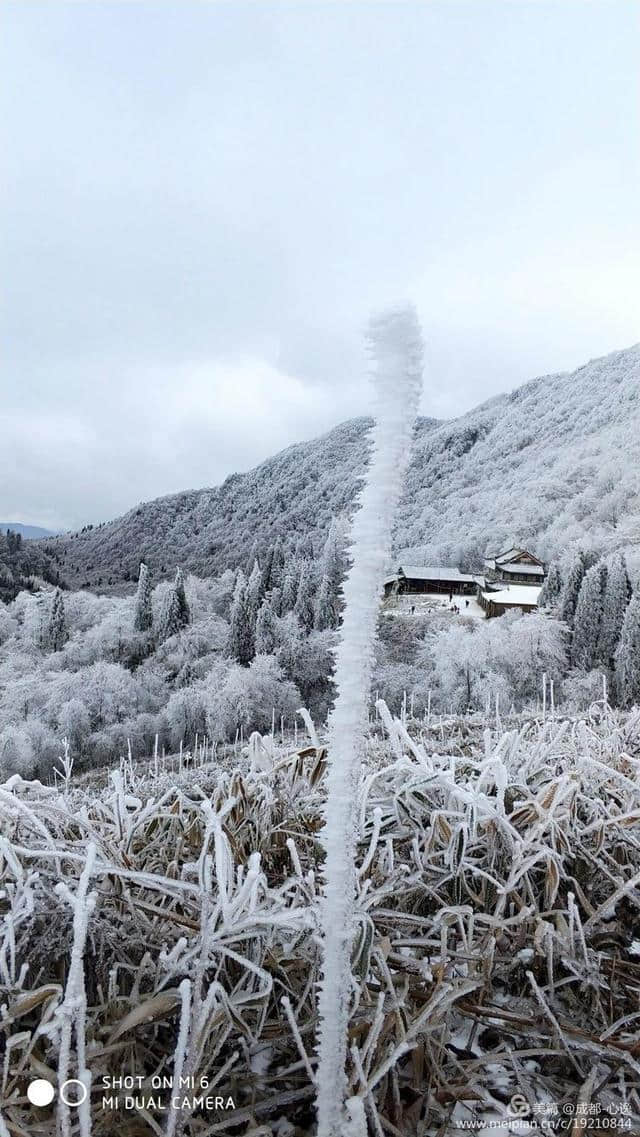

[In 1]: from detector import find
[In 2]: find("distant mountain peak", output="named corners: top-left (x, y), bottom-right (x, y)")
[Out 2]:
top-left (0, 522), bottom-right (59, 539)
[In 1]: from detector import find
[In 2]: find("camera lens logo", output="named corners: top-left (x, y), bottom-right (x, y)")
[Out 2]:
top-left (27, 1078), bottom-right (88, 1108)
top-left (27, 1079), bottom-right (55, 1107)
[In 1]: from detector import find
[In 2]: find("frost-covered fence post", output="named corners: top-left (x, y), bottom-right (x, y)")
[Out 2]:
top-left (315, 306), bottom-right (423, 1136)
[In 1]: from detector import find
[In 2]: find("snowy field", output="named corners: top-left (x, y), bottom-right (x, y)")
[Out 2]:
top-left (383, 589), bottom-right (486, 620)
top-left (2, 704), bottom-right (640, 1135)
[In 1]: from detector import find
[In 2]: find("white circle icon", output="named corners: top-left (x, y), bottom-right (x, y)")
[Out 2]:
top-left (60, 1079), bottom-right (88, 1107)
top-left (27, 1079), bottom-right (55, 1107)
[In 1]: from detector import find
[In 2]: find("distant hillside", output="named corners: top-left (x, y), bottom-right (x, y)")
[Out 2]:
top-left (0, 522), bottom-right (58, 539)
top-left (42, 344), bottom-right (640, 592)
top-left (0, 529), bottom-right (62, 602)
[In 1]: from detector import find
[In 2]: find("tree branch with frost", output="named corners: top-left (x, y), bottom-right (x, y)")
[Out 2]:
top-left (315, 306), bottom-right (423, 1137)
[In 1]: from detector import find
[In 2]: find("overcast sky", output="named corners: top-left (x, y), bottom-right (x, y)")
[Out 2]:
top-left (1, 1), bottom-right (639, 532)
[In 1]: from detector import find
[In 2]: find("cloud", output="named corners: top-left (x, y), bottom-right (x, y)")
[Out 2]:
top-left (1, 2), bottom-right (638, 527)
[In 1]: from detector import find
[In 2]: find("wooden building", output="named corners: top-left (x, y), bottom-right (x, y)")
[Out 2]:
top-left (479, 583), bottom-right (541, 618)
top-left (384, 565), bottom-right (485, 598)
top-left (484, 546), bottom-right (545, 585)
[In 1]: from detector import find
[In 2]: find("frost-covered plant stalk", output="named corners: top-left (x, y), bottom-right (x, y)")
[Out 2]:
top-left (315, 306), bottom-right (423, 1136)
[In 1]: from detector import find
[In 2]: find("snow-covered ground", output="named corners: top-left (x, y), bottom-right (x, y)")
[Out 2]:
top-left (383, 589), bottom-right (486, 620)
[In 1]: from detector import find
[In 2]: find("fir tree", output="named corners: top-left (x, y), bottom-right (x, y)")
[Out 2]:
top-left (560, 550), bottom-right (587, 628)
top-left (133, 561), bottom-right (153, 632)
top-left (255, 596), bottom-right (278, 655)
top-left (615, 595), bottom-right (640, 707)
top-left (48, 587), bottom-right (68, 652)
top-left (597, 554), bottom-right (632, 669)
top-left (538, 561), bottom-right (562, 610)
top-left (294, 562), bottom-right (315, 632)
top-left (571, 564), bottom-right (604, 669)
top-left (229, 570), bottom-right (254, 665)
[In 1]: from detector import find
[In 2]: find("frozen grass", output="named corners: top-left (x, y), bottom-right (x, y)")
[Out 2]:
top-left (2, 705), bottom-right (640, 1133)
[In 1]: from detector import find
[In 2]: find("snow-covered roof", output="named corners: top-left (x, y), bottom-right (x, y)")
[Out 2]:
top-left (399, 565), bottom-right (484, 584)
top-left (488, 546), bottom-right (543, 567)
top-left (501, 562), bottom-right (544, 576)
top-left (481, 585), bottom-right (541, 606)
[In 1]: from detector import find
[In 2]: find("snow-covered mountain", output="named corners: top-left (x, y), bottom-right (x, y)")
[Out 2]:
top-left (42, 343), bottom-right (640, 591)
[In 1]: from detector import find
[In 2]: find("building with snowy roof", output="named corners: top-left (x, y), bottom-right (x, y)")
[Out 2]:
top-left (479, 583), bottom-right (541, 618)
top-left (484, 546), bottom-right (546, 585)
top-left (384, 565), bottom-right (485, 597)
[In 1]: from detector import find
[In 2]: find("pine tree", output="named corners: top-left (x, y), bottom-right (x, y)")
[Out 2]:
top-left (174, 567), bottom-right (190, 629)
top-left (615, 596), bottom-right (640, 707)
top-left (598, 554), bottom-right (632, 669)
top-left (255, 596), bottom-right (278, 655)
top-left (538, 561), bottom-right (562, 610)
top-left (560, 550), bottom-right (587, 628)
top-left (571, 564), bottom-right (605, 669)
top-left (294, 562), bottom-right (315, 632)
top-left (229, 570), bottom-right (254, 665)
top-left (48, 587), bottom-right (68, 652)
top-left (133, 561), bottom-right (153, 632)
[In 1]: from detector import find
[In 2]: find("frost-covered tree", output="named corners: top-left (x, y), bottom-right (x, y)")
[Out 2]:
top-left (321, 519), bottom-right (345, 592)
top-left (58, 698), bottom-right (91, 756)
top-left (560, 550), bottom-right (587, 628)
top-left (174, 567), bottom-right (190, 629)
top-left (158, 569), bottom-right (190, 642)
top-left (571, 564), bottom-right (605, 670)
top-left (247, 560), bottom-right (263, 622)
top-left (229, 570), bottom-right (254, 665)
top-left (315, 304), bottom-right (423, 1136)
top-left (538, 561), bottom-right (562, 610)
top-left (204, 655), bottom-right (299, 742)
top-left (255, 596), bottom-right (278, 655)
top-left (615, 595), bottom-right (640, 708)
top-left (294, 562), bottom-right (315, 632)
top-left (280, 566), bottom-right (298, 613)
top-left (265, 537), bottom-right (286, 593)
top-left (133, 561), bottom-right (153, 632)
top-left (48, 588), bottom-right (68, 652)
top-left (314, 573), bottom-right (335, 631)
top-left (598, 554), bottom-right (632, 669)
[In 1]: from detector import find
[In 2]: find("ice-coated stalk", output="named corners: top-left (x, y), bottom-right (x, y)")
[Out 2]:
top-left (315, 306), bottom-right (423, 1135)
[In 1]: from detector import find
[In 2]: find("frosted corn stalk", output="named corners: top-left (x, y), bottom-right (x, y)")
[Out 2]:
top-left (315, 305), bottom-right (423, 1136)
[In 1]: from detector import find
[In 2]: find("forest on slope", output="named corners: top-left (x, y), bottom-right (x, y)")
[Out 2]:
top-left (35, 342), bottom-right (640, 594)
